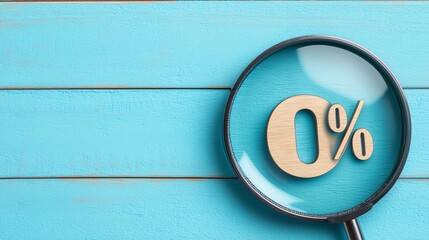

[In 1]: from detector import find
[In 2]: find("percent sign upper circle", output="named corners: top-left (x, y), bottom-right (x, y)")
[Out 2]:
top-left (224, 35), bottom-right (411, 222)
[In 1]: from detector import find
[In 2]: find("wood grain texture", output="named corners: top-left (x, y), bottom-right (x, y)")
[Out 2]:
top-left (0, 179), bottom-right (427, 240)
top-left (328, 104), bottom-right (348, 133)
top-left (267, 95), bottom-right (337, 178)
top-left (333, 100), bottom-right (364, 161)
top-left (351, 129), bottom-right (373, 161)
top-left (1, 2), bottom-right (429, 88)
top-left (0, 89), bottom-right (426, 178)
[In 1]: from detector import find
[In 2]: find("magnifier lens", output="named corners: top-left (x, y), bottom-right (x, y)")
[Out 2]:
top-left (228, 42), bottom-right (405, 216)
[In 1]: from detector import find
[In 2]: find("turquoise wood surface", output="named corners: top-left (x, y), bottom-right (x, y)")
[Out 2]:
top-left (0, 90), bottom-right (232, 178)
top-left (0, 2), bottom-right (429, 88)
top-left (1, 179), bottom-right (428, 239)
top-left (0, 2), bottom-right (428, 240)
top-left (0, 90), bottom-right (427, 178)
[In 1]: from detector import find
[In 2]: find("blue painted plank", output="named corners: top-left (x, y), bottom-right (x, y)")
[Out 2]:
top-left (0, 179), bottom-right (426, 239)
top-left (0, 89), bottom-right (426, 178)
top-left (1, 2), bottom-right (429, 88)
top-left (404, 90), bottom-right (429, 178)
top-left (0, 90), bottom-right (232, 178)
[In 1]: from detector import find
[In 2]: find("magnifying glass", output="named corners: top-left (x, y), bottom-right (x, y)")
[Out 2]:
top-left (224, 35), bottom-right (411, 240)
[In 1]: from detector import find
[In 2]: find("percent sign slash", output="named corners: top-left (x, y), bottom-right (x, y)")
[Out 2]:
top-left (327, 100), bottom-right (374, 161)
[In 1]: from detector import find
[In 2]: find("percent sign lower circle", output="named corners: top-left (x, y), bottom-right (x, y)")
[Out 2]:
top-left (267, 95), bottom-right (374, 178)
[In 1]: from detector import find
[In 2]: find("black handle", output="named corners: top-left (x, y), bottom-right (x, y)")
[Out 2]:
top-left (343, 219), bottom-right (364, 240)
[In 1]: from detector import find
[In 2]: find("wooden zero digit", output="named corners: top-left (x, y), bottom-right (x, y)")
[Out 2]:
top-left (266, 95), bottom-right (337, 178)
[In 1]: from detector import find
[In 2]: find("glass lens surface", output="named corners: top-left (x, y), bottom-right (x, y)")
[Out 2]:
top-left (228, 44), bottom-right (404, 215)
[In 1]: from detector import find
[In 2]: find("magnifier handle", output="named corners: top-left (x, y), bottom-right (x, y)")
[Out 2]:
top-left (343, 219), bottom-right (364, 240)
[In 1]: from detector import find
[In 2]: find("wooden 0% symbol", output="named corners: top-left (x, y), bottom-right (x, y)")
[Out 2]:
top-left (267, 95), bottom-right (374, 178)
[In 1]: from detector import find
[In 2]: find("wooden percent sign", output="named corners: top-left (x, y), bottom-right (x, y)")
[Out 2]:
top-left (267, 95), bottom-right (374, 178)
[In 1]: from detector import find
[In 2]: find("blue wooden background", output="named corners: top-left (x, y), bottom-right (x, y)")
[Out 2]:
top-left (0, 2), bottom-right (428, 239)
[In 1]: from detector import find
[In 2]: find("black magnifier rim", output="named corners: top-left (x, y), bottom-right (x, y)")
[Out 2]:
top-left (224, 35), bottom-right (411, 223)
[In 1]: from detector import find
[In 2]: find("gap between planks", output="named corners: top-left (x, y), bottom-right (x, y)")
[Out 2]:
top-left (0, 1), bottom-right (168, 3)
top-left (0, 87), bottom-right (231, 91)
top-left (0, 176), bottom-right (238, 180)
top-left (0, 87), bottom-right (426, 91)
top-left (0, 176), bottom-right (426, 180)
